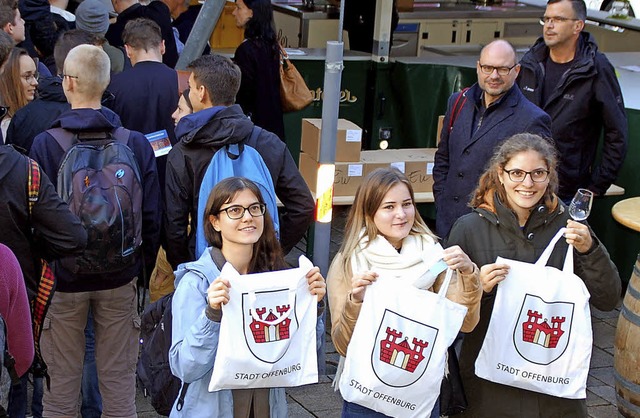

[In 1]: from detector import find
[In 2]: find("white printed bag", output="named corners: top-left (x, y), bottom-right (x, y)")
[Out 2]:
top-left (475, 227), bottom-right (592, 399)
top-left (208, 255), bottom-right (318, 391)
top-left (339, 269), bottom-right (467, 418)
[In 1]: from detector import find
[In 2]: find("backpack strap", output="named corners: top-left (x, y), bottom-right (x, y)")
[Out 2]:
top-left (1, 318), bottom-right (20, 387)
top-left (175, 382), bottom-right (190, 411)
top-left (47, 127), bottom-right (131, 152)
top-left (447, 87), bottom-right (470, 133)
top-left (225, 126), bottom-right (262, 160)
top-left (26, 157), bottom-right (55, 389)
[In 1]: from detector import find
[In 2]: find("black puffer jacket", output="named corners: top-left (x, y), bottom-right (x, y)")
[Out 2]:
top-left (0, 145), bottom-right (86, 300)
top-left (446, 192), bottom-right (621, 417)
top-left (164, 105), bottom-right (314, 268)
top-left (517, 32), bottom-right (628, 200)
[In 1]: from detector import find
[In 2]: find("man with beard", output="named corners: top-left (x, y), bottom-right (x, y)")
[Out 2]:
top-left (433, 39), bottom-right (551, 238)
top-left (517, 0), bottom-right (627, 202)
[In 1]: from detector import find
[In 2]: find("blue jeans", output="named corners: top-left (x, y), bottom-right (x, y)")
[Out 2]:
top-left (7, 374), bottom-right (42, 418)
top-left (341, 399), bottom-right (440, 418)
top-left (81, 309), bottom-right (102, 418)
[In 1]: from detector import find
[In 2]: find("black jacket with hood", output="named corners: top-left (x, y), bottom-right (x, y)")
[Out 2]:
top-left (164, 104), bottom-right (314, 269)
top-left (446, 191), bottom-right (620, 417)
top-left (29, 107), bottom-right (162, 292)
top-left (0, 145), bottom-right (87, 300)
top-left (6, 76), bottom-right (69, 155)
top-left (517, 32), bottom-right (628, 200)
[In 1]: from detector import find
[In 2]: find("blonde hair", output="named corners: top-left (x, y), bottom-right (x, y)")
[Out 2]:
top-left (336, 167), bottom-right (436, 278)
top-left (64, 44), bottom-right (110, 98)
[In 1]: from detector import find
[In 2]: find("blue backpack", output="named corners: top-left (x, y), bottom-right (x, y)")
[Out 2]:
top-left (195, 127), bottom-right (279, 258)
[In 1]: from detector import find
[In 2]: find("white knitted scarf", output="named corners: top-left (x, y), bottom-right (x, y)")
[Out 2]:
top-left (350, 232), bottom-right (444, 290)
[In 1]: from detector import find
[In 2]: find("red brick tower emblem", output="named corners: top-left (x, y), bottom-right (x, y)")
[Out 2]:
top-left (249, 305), bottom-right (291, 343)
top-left (379, 327), bottom-right (429, 372)
top-left (522, 309), bottom-right (565, 348)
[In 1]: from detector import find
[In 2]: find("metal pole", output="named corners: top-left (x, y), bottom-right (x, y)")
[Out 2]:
top-left (372, 0), bottom-right (394, 62)
top-left (175, 0), bottom-right (226, 70)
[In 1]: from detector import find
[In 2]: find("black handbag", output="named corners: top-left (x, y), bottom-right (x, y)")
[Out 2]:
top-left (440, 345), bottom-right (468, 416)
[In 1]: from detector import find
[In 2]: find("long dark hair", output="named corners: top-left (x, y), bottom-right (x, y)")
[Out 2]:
top-left (242, 0), bottom-right (279, 57)
top-left (203, 177), bottom-right (287, 273)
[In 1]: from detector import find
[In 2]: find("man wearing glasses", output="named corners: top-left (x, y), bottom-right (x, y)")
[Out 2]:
top-left (434, 39), bottom-right (552, 239)
top-left (518, 0), bottom-right (628, 203)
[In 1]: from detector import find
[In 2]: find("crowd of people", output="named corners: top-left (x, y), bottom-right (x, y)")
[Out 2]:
top-left (0, 0), bottom-right (629, 417)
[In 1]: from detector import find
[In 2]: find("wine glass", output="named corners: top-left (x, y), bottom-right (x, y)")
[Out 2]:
top-left (569, 188), bottom-right (594, 221)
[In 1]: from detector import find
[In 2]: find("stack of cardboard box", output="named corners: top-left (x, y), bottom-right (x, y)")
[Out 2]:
top-left (298, 118), bottom-right (438, 198)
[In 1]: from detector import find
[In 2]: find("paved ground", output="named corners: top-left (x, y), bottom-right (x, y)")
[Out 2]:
top-left (135, 206), bottom-right (625, 417)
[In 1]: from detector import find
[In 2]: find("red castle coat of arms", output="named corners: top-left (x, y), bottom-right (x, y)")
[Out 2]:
top-left (372, 309), bottom-right (437, 388)
top-left (522, 310), bottom-right (566, 349)
top-left (379, 327), bottom-right (428, 372)
top-left (242, 289), bottom-right (298, 364)
top-left (249, 306), bottom-right (291, 343)
top-left (514, 294), bottom-right (574, 365)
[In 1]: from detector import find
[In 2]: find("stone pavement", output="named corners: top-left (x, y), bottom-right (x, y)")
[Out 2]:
top-left (135, 206), bottom-right (625, 417)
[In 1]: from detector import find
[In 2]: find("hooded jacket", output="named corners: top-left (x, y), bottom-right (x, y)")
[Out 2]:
top-left (168, 247), bottom-right (287, 417)
top-left (6, 76), bottom-right (70, 154)
top-left (0, 145), bottom-right (86, 299)
top-left (29, 107), bottom-right (162, 292)
top-left (446, 192), bottom-right (621, 417)
top-left (433, 83), bottom-right (551, 238)
top-left (164, 105), bottom-right (314, 269)
top-left (517, 32), bottom-right (628, 199)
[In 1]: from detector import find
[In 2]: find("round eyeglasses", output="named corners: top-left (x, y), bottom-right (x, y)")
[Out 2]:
top-left (503, 168), bottom-right (550, 183)
top-left (218, 203), bottom-right (266, 220)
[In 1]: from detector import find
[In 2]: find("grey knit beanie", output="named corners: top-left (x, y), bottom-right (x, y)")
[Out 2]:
top-left (75, 0), bottom-right (110, 35)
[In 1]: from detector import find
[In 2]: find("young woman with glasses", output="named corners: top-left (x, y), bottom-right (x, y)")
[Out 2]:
top-left (446, 133), bottom-right (620, 417)
top-left (0, 48), bottom-right (38, 142)
top-left (169, 176), bottom-right (326, 417)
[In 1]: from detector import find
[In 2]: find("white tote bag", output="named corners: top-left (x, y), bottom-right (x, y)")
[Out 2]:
top-left (208, 256), bottom-right (318, 391)
top-left (475, 227), bottom-right (592, 399)
top-left (339, 269), bottom-right (467, 418)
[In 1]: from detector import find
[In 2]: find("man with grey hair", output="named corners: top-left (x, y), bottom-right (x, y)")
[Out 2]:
top-left (517, 0), bottom-right (627, 202)
top-left (434, 39), bottom-right (552, 238)
top-left (29, 44), bottom-right (161, 418)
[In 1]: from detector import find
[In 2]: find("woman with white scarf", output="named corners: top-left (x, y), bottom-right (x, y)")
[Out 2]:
top-left (327, 167), bottom-right (482, 418)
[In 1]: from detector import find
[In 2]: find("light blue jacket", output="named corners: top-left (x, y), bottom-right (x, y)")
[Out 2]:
top-left (168, 248), bottom-right (288, 417)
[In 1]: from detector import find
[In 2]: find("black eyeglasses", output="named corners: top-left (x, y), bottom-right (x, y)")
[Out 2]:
top-left (539, 16), bottom-right (580, 25)
top-left (503, 168), bottom-right (550, 183)
top-left (478, 63), bottom-right (518, 76)
top-left (218, 203), bottom-right (266, 220)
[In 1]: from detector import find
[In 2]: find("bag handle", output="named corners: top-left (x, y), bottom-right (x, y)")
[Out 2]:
top-left (247, 289), bottom-right (296, 326)
top-left (534, 227), bottom-right (573, 273)
top-left (437, 268), bottom-right (454, 298)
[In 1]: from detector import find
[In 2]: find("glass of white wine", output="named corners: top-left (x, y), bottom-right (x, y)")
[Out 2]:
top-left (569, 188), bottom-right (594, 221)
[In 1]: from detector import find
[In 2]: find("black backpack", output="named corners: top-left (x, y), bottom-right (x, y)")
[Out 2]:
top-left (47, 127), bottom-right (144, 275)
top-left (0, 314), bottom-right (19, 417)
top-left (137, 293), bottom-right (188, 415)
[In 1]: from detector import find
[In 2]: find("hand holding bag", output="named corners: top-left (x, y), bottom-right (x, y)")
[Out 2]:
top-left (474, 227), bottom-right (592, 399)
top-left (279, 46), bottom-right (313, 112)
top-left (339, 269), bottom-right (468, 418)
top-left (208, 256), bottom-right (318, 391)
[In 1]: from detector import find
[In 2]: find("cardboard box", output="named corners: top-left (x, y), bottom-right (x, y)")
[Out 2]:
top-left (300, 119), bottom-right (362, 163)
top-left (298, 152), bottom-right (365, 197)
top-left (396, 0), bottom-right (414, 11)
top-left (361, 148), bottom-right (437, 193)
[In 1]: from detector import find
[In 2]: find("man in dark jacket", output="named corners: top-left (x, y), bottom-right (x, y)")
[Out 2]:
top-left (29, 44), bottom-right (161, 418)
top-left (433, 39), bottom-right (552, 238)
top-left (108, 18), bottom-right (178, 194)
top-left (106, 0), bottom-right (178, 68)
top-left (165, 54), bottom-right (315, 269)
top-left (517, 0), bottom-right (627, 202)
